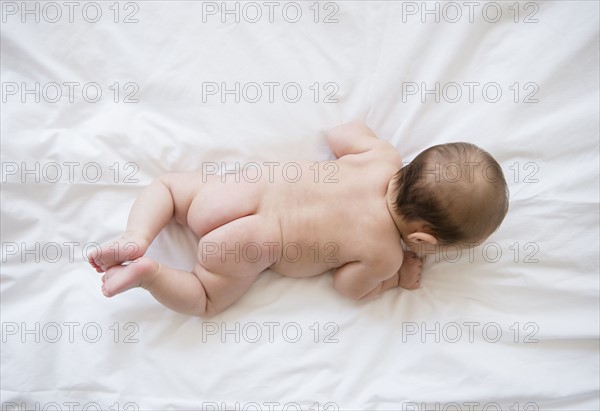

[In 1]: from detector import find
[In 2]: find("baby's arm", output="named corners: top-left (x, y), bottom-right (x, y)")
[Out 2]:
top-left (332, 258), bottom-right (404, 301)
top-left (332, 251), bottom-right (422, 300)
top-left (326, 121), bottom-right (402, 167)
top-left (88, 172), bottom-right (202, 272)
top-left (398, 251), bottom-right (423, 290)
top-left (326, 121), bottom-right (380, 158)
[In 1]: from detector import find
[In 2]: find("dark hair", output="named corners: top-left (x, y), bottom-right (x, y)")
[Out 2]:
top-left (392, 142), bottom-right (509, 245)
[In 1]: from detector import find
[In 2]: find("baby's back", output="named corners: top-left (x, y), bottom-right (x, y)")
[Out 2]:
top-left (257, 154), bottom-right (404, 277)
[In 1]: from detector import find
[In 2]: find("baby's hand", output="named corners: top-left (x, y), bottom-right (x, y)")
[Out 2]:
top-left (398, 251), bottom-right (423, 290)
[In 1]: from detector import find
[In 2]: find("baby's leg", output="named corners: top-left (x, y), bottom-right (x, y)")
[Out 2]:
top-left (101, 257), bottom-right (260, 317)
top-left (88, 173), bottom-right (201, 273)
top-left (103, 214), bottom-right (280, 316)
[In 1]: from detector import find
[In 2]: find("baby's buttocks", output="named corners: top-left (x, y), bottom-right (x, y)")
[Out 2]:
top-left (196, 212), bottom-right (282, 277)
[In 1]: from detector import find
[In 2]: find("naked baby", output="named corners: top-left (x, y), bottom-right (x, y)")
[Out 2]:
top-left (88, 122), bottom-right (509, 317)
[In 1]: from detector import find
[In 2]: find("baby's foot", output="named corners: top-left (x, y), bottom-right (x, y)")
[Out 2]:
top-left (398, 251), bottom-right (423, 290)
top-left (88, 234), bottom-right (149, 273)
top-left (101, 256), bottom-right (158, 297)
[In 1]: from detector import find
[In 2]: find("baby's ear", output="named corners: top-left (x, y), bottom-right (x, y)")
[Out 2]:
top-left (406, 232), bottom-right (438, 245)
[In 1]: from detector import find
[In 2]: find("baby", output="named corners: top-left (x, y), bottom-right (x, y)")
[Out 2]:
top-left (88, 122), bottom-right (509, 317)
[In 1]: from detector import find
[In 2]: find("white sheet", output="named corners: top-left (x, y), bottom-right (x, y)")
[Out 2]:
top-left (1, 1), bottom-right (599, 409)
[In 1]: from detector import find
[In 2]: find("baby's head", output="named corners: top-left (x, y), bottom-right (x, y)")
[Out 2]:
top-left (387, 142), bottom-right (509, 252)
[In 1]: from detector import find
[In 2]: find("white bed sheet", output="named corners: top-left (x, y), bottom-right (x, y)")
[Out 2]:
top-left (1, 1), bottom-right (599, 409)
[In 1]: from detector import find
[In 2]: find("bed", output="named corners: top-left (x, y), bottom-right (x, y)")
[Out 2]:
top-left (1, 1), bottom-right (598, 409)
